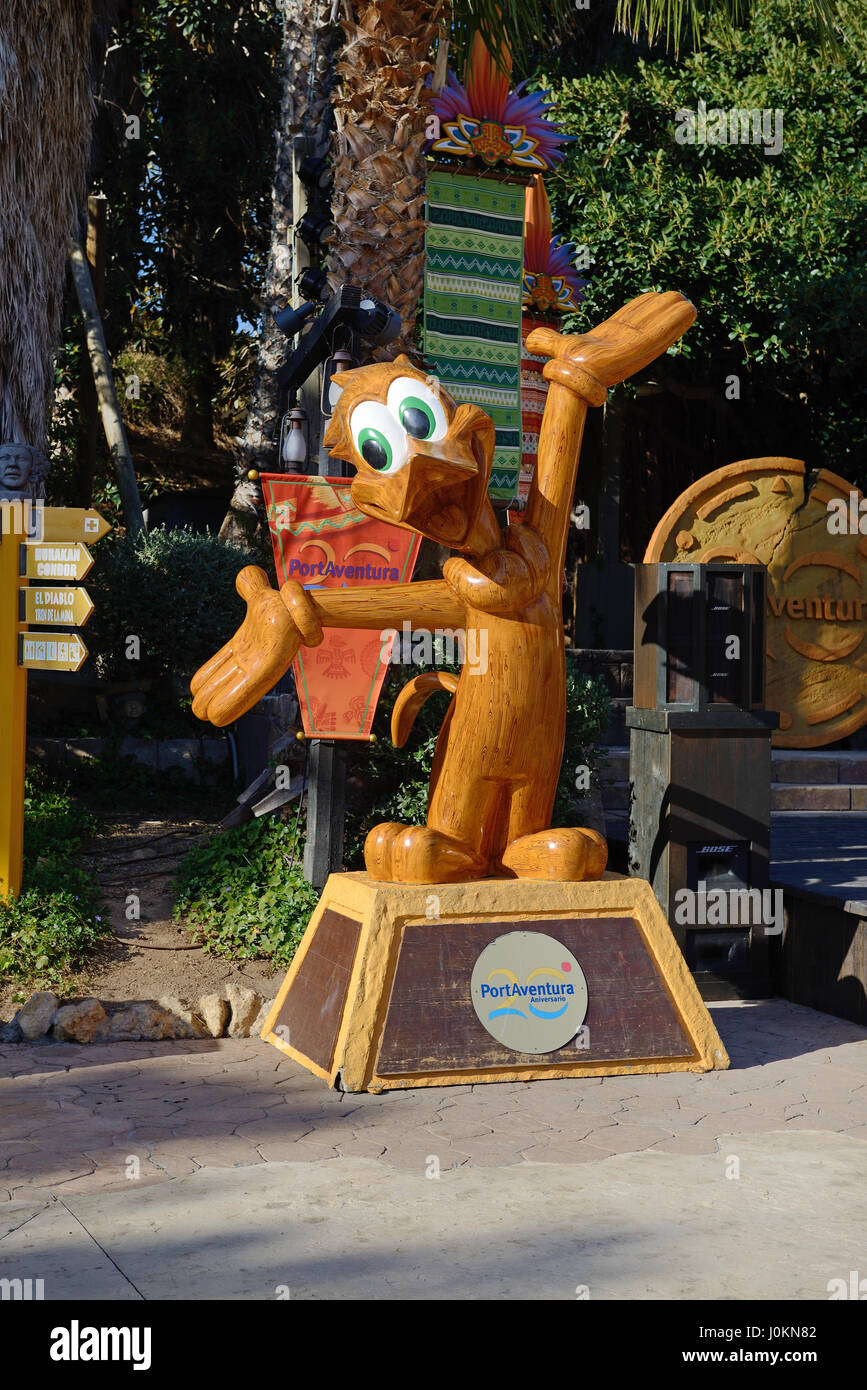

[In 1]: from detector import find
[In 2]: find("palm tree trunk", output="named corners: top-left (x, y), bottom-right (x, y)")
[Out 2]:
top-left (0, 0), bottom-right (94, 497)
top-left (327, 0), bottom-right (446, 360)
top-left (220, 0), bottom-right (335, 547)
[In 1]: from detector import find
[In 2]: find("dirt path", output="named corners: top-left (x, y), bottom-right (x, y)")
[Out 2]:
top-left (80, 815), bottom-right (283, 1003)
top-left (10, 815), bottom-right (283, 1014)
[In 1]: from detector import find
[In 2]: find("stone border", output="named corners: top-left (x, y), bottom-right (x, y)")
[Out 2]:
top-left (2, 987), bottom-right (274, 1045)
top-left (26, 735), bottom-right (229, 780)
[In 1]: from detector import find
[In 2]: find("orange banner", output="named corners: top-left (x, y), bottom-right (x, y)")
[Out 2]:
top-left (518, 314), bottom-right (550, 510)
top-left (261, 474), bottom-right (421, 739)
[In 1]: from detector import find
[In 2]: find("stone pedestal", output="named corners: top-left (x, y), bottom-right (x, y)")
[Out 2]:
top-left (261, 872), bottom-right (729, 1092)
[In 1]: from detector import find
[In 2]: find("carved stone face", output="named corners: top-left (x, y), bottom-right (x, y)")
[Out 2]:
top-left (0, 443), bottom-right (44, 498)
top-left (322, 355), bottom-right (495, 552)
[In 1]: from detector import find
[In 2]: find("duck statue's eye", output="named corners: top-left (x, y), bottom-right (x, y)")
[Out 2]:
top-left (349, 401), bottom-right (408, 474)
top-left (386, 376), bottom-right (448, 442)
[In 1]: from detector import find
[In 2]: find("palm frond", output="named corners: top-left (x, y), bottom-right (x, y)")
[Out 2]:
top-left (614, 0), bottom-right (842, 56)
top-left (449, 0), bottom-right (580, 68)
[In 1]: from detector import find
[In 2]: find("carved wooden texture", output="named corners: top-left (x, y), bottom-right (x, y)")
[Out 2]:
top-left (375, 916), bottom-right (695, 1074)
top-left (192, 294), bottom-right (696, 882)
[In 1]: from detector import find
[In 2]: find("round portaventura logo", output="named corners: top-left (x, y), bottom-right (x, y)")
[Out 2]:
top-left (470, 932), bottom-right (588, 1054)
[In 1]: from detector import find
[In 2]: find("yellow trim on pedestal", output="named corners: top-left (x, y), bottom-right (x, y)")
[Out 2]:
top-left (261, 872), bottom-right (730, 1092)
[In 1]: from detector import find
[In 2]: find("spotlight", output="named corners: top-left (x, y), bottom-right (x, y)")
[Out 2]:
top-left (297, 208), bottom-right (334, 249)
top-left (297, 265), bottom-right (329, 301)
top-left (298, 154), bottom-right (331, 191)
top-left (273, 301), bottom-right (318, 338)
top-left (277, 285), bottom-right (403, 394)
top-left (356, 296), bottom-right (402, 347)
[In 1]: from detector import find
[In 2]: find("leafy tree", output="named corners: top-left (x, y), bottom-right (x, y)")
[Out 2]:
top-left (86, 527), bottom-right (265, 684)
top-left (544, 0), bottom-right (866, 552)
top-left (101, 0), bottom-right (280, 448)
top-left (614, 0), bottom-right (840, 55)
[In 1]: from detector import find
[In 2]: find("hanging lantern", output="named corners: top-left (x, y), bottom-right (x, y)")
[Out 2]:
top-left (279, 405), bottom-right (309, 470)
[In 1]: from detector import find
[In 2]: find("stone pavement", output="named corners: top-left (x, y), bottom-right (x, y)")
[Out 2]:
top-left (1, 999), bottom-right (866, 1299)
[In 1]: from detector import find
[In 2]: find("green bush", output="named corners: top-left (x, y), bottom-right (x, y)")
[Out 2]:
top-left (0, 771), bottom-right (107, 995)
top-left (173, 809), bottom-right (318, 965)
top-left (553, 665), bottom-right (613, 824)
top-left (113, 349), bottom-right (189, 432)
top-left (86, 526), bottom-right (268, 685)
top-left (546, 0), bottom-right (867, 477)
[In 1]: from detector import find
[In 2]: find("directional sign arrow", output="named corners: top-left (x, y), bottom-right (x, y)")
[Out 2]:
top-left (19, 632), bottom-right (88, 672)
top-left (20, 585), bottom-right (94, 628)
top-left (40, 507), bottom-right (111, 544)
top-left (21, 542), bottom-right (93, 582)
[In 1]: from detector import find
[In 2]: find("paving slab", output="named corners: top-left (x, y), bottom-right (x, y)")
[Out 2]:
top-left (0, 1199), bottom-right (142, 1300)
top-left (0, 1001), bottom-right (866, 1197)
top-left (0, 999), bottom-right (865, 1299)
top-left (8, 1132), bottom-right (856, 1301)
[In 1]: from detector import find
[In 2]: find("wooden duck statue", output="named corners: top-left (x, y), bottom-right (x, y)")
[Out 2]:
top-left (191, 291), bottom-right (696, 885)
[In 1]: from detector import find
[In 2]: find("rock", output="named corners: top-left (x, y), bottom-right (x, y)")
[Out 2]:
top-left (97, 1000), bottom-right (199, 1042)
top-left (53, 998), bottom-right (106, 1043)
top-left (25, 737), bottom-right (66, 765)
top-left (118, 737), bottom-right (158, 769)
top-left (157, 996), bottom-right (208, 1038)
top-left (158, 739), bottom-right (199, 783)
top-left (0, 1016), bottom-right (22, 1044)
top-left (226, 984), bottom-right (262, 1037)
top-left (18, 991), bottom-right (58, 1041)
top-left (200, 738), bottom-right (229, 765)
top-left (64, 738), bottom-right (103, 764)
top-left (250, 998), bottom-right (275, 1040)
top-left (198, 994), bottom-right (229, 1038)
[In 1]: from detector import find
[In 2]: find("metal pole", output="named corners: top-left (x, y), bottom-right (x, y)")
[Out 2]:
top-left (303, 738), bottom-right (347, 889)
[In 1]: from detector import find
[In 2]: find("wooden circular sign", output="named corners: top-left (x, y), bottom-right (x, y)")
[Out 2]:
top-left (645, 458), bottom-right (867, 747)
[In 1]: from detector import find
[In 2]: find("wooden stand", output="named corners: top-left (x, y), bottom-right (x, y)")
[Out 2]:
top-left (627, 706), bottom-right (775, 995)
top-left (628, 562), bottom-right (778, 997)
top-left (261, 872), bottom-right (729, 1091)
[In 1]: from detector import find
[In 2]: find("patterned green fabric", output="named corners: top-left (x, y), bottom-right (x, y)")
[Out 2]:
top-left (424, 170), bottom-right (525, 504)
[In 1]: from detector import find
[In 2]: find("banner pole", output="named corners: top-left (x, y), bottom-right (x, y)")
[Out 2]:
top-left (303, 738), bottom-right (347, 890)
top-left (0, 515), bottom-right (27, 898)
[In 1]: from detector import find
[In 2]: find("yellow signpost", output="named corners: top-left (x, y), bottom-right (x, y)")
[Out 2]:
top-left (0, 502), bottom-right (109, 899)
top-left (0, 510), bottom-right (27, 899)
top-left (21, 541), bottom-right (94, 582)
top-left (19, 633), bottom-right (88, 672)
top-left (40, 508), bottom-right (111, 544)
top-left (21, 585), bottom-right (94, 627)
